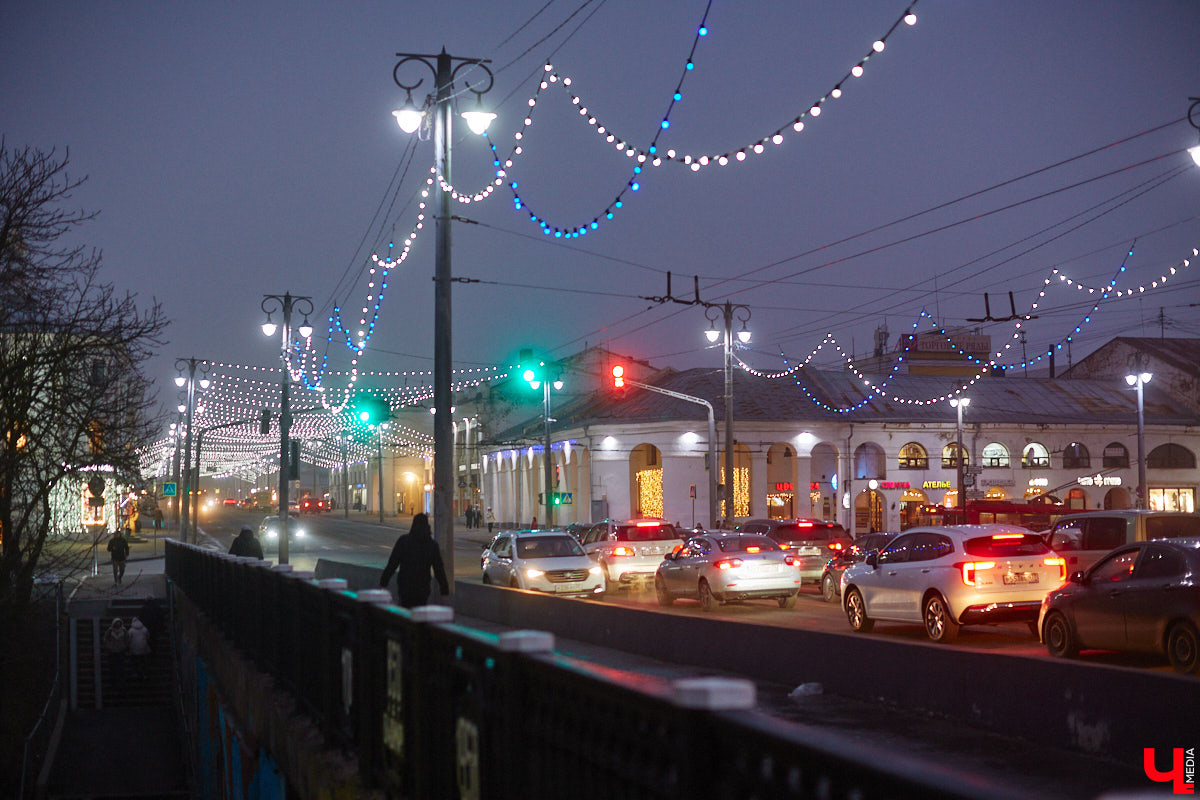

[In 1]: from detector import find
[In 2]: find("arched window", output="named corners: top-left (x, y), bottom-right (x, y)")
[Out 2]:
top-left (981, 442), bottom-right (1010, 468)
top-left (898, 442), bottom-right (928, 470)
top-left (1148, 443), bottom-right (1196, 470)
top-left (1062, 442), bottom-right (1090, 469)
top-left (854, 442), bottom-right (887, 480)
top-left (941, 443), bottom-right (968, 469)
top-left (1102, 442), bottom-right (1129, 468)
top-left (1022, 443), bottom-right (1050, 469)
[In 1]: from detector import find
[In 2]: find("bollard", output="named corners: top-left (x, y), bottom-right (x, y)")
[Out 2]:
top-left (411, 605), bottom-right (453, 624)
top-left (497, 630), bottom-right (554, 654)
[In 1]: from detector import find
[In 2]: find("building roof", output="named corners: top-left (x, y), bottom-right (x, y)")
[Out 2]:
top-left (487, 367), bottom-right (1200, 443)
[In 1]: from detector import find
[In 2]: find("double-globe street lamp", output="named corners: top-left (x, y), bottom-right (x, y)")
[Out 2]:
top-left (949, 397), bottom-right (971, 520)
top-left (1125, 370), bottom-right (1152, 510)
top-left (260, 291), bottom-right (313, 565)
top-left (392, 49), bottom-right (495, 587)
top-left (704, 302), bottom-right (751, 527)
top-left (174, 357), bottom-right (210, 542)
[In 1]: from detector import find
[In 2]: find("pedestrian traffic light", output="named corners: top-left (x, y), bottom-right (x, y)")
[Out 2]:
top-left (612, 364), bottom-right (625, 390)
top-left (259, 408), bottom-right (271, 435)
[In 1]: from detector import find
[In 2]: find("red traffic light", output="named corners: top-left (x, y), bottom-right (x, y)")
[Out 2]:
top-left (611, 364), bottom-right (625, 389)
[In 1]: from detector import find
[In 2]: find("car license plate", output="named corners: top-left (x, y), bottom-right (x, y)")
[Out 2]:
top-left (555, 583), bottom-right (584, 593)
top-left (1002, 573), bottom-right (1038, 585)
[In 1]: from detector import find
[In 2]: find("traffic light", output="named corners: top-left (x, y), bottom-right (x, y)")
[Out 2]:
top-left (352, 394), bottom-right (390, 427)
top-left (612, 364), bottom-right (625, 390)
top-left (259, 408), bottom-right (271, 435)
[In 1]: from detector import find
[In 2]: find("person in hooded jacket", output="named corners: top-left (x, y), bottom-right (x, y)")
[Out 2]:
top-left (127, 617), bottom-right (152, 679)
top-left (102, 618), bottom-right (129, 685)
top-left (229, 526), bottom-right (265, 559)
top-left (379, 513), bottom-right (450, 608)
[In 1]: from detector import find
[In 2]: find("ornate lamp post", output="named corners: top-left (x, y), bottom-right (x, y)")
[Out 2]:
top-left (391, 49), bottom-right (495, 588)
top-left (704, 301), bottom-right (751, 527)
top-left (174, 357), bottom-right (210, 542)
top-left (949, 397), bottom-right (971, 521)
top-left (1125, 371), bottom-right (1152, 509)
top-left (260, 292), bottom-right (313, 564)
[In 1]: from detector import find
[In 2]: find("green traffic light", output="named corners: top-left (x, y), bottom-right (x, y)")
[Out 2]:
top-left (522, 368), bottom-right (536, 383)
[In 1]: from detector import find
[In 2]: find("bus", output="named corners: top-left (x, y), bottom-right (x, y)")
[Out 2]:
top-left (910, 499), bottom-right (1068, 532)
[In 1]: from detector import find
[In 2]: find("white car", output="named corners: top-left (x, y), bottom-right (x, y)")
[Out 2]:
top-left (655, 533), bottom-right (802, 610)
top-left (258, 515), bottom-right (307, 551)
top-left (481, 530), bottom-right (605, 598)
top-left (841, 524), bottom-right (1066, 642)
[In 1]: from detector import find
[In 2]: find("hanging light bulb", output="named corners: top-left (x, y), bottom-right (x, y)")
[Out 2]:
top-left (299, 317), bottom-right (314, 339)
top-left (198, 378), bottom-right (211, 390)
top-left (737, 321), bottom-right (752, 343)
top-left (174, 375), bottom-right (186, 387)
top-left (261, 313), bottom-right (277, 337)
top-left (461, 95), bottom-right (496, 136)
top-left (392, 89), bottom-right (424, 134)
top-left (705, 321), bottom-right (721, 343)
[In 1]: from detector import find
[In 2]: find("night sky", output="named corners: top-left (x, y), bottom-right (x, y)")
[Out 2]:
top-left (4, 1), bottom-right (1198, 422)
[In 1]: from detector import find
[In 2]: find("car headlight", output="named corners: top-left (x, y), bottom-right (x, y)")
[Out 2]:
top-left (525, 568), bottom-right (544, 579)
top-left (589, 565), bottom-right (603, 575)
top-left (266, 529), bottom-right (277, 539)
top-left (294, 528), bottom-right (305, 538)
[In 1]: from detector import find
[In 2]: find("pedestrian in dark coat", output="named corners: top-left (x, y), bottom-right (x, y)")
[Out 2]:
top-left (107, 530), bottom-right (130, 585)
top-left (379, 513), bottom-right (450, 608)
top-left (229, 526), bottom-right (265, 559)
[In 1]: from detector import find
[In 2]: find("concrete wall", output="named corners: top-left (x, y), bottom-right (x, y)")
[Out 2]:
top-left (451, 581), bottom-right (1198, 770)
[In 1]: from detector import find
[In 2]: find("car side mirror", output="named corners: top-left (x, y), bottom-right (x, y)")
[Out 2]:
top-left (1069, 570), bottom-right (1086, 585)
top-left (865, 552), bottom-right (879, 569)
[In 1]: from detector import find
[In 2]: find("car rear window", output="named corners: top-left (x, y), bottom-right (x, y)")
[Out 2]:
top-left (718, 536), bottom-right (779, 553)
top-left (963, 533), bottom-right (1050, 558)
top-left (1146, 516), bottom-right (1200, 540)
top-left (772, 523), bottom-right (846, 541)
top-left (616, 524), bottom-right (677, 542)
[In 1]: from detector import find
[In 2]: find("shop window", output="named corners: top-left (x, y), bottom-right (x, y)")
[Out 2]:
top-left (981, 442), bottom-right (1010, 468)
top-left (1022, 443), bottom-right (1050, 469)
top-left (941, 443), bottom-right (967, 469)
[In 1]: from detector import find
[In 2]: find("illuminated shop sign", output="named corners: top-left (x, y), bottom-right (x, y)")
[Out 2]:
top-left (1028, 478), bottom-right (1049, 487)
top-left (775, 482), bottom-right (794, 492)
top-left (923, 480), bottom-right (951, 489)
top-left (1078, 474), bottom-right (1122, 487)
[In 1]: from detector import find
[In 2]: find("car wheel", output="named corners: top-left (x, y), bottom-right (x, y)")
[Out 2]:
top-left (777, 593), bottom-right (797, 609)
top-left (820, 573), bottom-right (838, 603)
top-left (1167, 621), bottom-right (1200, 674)
top-left (1043, 611), bottom-right (1078, 659)
top-left (654, 575), bottom-right (674, 607)
top-left (844, 588), bottom-right (873, 632)
top-left (698, 579), bottom-right (718, 612)
top-left (923, 594), bottom-right (960, 642)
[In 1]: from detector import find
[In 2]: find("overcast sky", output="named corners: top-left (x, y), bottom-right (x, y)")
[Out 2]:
top-left (4, 1), bottom-right (1199, 419)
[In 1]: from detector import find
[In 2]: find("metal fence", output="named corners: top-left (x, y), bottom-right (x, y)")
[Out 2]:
top-left (165, 541), bottom-right (1005, 800)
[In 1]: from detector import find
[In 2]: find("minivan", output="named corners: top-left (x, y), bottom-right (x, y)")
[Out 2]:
top-left (1045, 509), bottom-right (1200, 573)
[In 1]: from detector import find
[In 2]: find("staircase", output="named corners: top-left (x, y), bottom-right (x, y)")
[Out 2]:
top-left (71, 598), bottom-right (174, 709)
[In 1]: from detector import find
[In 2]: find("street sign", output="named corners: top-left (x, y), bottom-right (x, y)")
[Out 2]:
top-left (163, 482), bottom-right (177, 497)
top-left (560, 492), bottom-right (573, 505)
top-left (689, 484), bottom-right (697, 499)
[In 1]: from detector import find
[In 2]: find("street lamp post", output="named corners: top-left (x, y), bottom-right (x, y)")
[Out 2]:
top-left (260, 292), bottom-right (313, 565)
top-left (339, 432), bottom-right (350, 519)
top-left (949, 397), bottom-right (970, 522)
top-left (374, 422), bottom-right (390, 525)
top-left (392, 49), bottom-right (495, 588)
top-left (174, 357), bottom-right (209, 543)
top-left (169, 416), bottom-right (182, 525)
top-left (1125, 371), bottom-right (1152, 509)
top-left (704, 301), bottom-right (751, 527)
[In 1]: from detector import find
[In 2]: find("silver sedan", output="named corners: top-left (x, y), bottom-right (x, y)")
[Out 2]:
top-left (655, 533), bottom-right (802, 611)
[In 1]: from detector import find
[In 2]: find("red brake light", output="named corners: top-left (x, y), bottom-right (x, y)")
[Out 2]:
top-left (714, 558), bottom-right (743, 570)
top-left (746, 546), bottom-right (761, 553)
top-left (828, 542), bottom-right (844, 551)
top-left (611, 545), bottom-right (636, 557)
top-left (778, 543), bottom-right (791, 549)
top-left (1044, 556), bottom-right (1066, 582)
top-left (784, 555), bottom-right (797, 566)
top-left (957, 560), bottom-right (996, 586)
top-left (991, 534), bottom-right (1024, 540)
top-left (636, 521), bottom-right (659, 527)
top-left (795, 522), bottom-right (814, 528)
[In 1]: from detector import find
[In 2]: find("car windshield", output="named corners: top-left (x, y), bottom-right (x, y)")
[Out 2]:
top-left (717, 535), bottom-right (779, 553)
top-left (615, 523), bottom-right (677, 542)
top-left (963, 533), bottom-right (1049, 558)
top-left (1146, 516), bottom-right (1200, 539)
top-left (516, 536), bottom-right (585, 558)
top-left (772, 522), bottom-right (846, 541)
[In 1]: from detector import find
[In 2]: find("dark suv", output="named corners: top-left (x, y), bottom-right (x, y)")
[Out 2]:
top-left (734, 518), bottom-right (853, 584)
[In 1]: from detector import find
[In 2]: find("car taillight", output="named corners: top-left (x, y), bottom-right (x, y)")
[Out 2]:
top-left (784, 555), bottom-right (797, 566)
top-left (778, 543), bottom-right (791, 549)
top-left (746, 546), bottom-right (761, 553)
top-left (1044, 556), bottom-right (1066, 582)
top-left (714, 558), bottom-right (743, 570)
top-left (828, 542), bottom-right (844, 551)
top-left (611, 545), bottom-right (636, 557)
top-left (957, 560), bottom-right (996, 586)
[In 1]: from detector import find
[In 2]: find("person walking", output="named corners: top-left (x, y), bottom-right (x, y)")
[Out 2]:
top-left (152, 507), bottom-right (163, 531)
top-left (379, 513), bottom-right (450, 608)
top-left (106, 529), bottom-right (130, 585)
top-left (127, 617), bottom-right (152, 680)
top-left (102, 618), bottom-right (129, 686)
top-left (464, 505), bottom-right (474, 529)
top-left (486, 507), bottom-right (495, 535)
top-left (229, 526), bottom-right (265, 559)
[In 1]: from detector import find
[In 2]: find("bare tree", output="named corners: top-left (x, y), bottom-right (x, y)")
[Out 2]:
top-left (0, 141), bottom-right (168, 616)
